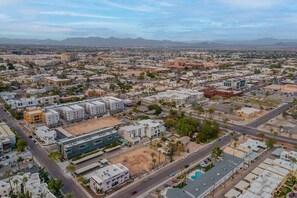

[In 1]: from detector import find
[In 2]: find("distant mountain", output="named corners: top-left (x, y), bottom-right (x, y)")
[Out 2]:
top-left (0, 37), bottom-right (297, 48)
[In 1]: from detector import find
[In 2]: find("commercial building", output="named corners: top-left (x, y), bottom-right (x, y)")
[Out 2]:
top-left (164, 153), bottom-right (244, 198)
top-left (89, 163), bottom-right (129, 193)
top-left (119, 119), bottom-right (166, 144)
top-left (43, 109), bottom-right (60, 127)
top-left (35, 126), bottom-right (57, 145)
top-left (203, 88), bottom-right (243, 98)
top-left (0, 122), bottom-right (16, 155)
top-left (24, 108), bottom-right (44, 124)
top-left (144, 89), bottom-right (205, 107)
top-left (58, 127), bottom-right (120, 159)
top-left (7, 98), bottom-right (39, 109)
top-left (224, 79), bottom-right (246, 89)
top-left (61, 52), bottom-right (78, 62)
top-left (44, 76), bottom-right (70, 86)
top-left (61, 105), bottom-right (85, 123)
top-left (236, 107), bottom-right (261, 119)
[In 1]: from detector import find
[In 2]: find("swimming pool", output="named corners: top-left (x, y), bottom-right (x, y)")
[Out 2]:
top-left (190, 171), bottom-right (204, 180)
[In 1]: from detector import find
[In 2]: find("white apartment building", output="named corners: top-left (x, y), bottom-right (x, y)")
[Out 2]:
top-left (35, 126), bottom-right (57, 145)
top-left (0, 173), bottom-right (55, 198)
top-left (102, 97), bottom-right (125, 112)
top-left (138, 119), bottom-right (166, 138)
top-left (119, 119), bottom-right (166, 144)
top-left (61, 104), bottom-right (85, 122)
top-left (26, 88), bottom-right (47, 95)
top-left (7, 98), bottom-right (39, 109)
top-left (0, 92), bottom-right (16, 101)
top-left (0, 122), bottom-right (16, 155)
top-left (85, 101), bottom-right (106, 116)
top-left (44, 109), bottom-right (60, 127)
top-left (39, 95), bottom-right (60, 106)
top-left (90, 163), bottom-right (129, 193)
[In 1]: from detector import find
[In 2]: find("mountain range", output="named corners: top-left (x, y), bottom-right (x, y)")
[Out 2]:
top-left (0, 37), bottom-right (297, 48)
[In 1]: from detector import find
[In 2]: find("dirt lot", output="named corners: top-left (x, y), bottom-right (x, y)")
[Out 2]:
top-left (64, 116), bottom-right (122, 136)
top-left (109, 147), bottom-right (167, 178)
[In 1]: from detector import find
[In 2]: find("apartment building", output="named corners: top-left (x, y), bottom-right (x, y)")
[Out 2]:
top-left (90, 163), bottom-right (129, 193)
top-left (35, 126), bottom-right (57, 145)
top-left (24, 108), bottom-right (44, 124)
top-left (119, 119), bottom-right (166, 144)
top-left (102, 96), bottom-right (125, 112)
top-left (43, 109), bottom-right (60, 127)
top-left (0, 173), bottom-right (55, 198)
top-left (0, 92), bottom-right (16, 101)
top-left (39, 95), bottom-right (60, 106)
top-left (58, 127), bottom-right (120, 159)
top-left (0, 122), bottom-right (16, 156)
top-left (61, 105), bottom-right (85, 123)
top-left (7, 98), bottom-right (39, 109)
top-left (85, 101), bottom-right (106, 117)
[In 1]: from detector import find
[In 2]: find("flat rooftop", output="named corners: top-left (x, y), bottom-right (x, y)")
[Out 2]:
top-left (166, 153), bottom-right (244, 198)
top-left (64, 116), bottom-right (122, 136)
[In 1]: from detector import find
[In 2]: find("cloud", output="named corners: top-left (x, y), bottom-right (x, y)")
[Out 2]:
top-left (40, 11), bottom-right (119, 19)
top-left (218, 0), bottom-right (285, 9)
top-left (0, 14), bottom-right (15, 22)
top-left (101, 0), bottom-right (155, 12)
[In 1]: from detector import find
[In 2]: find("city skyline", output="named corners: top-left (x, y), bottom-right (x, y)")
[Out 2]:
top-left (1, 0), bottom-right (297, 41)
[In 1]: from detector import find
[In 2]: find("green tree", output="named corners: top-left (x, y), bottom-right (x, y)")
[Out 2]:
top-left (48, 150), bottom-right (62, 162)
top-left (66, 165), bottom-right (75, 173)
top-left (48, 179), bottom-right (63, 196)
top-left (16, 139), bottom-right (27, 152)
top-left (266, 139), bottom-right (276, 148)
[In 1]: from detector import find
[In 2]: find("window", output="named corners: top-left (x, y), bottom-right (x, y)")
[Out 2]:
top-left (94, 139), bottom-right (102, 145)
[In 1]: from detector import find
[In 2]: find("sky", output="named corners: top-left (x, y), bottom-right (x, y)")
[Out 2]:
top-left (1, 0), bottom-right (297, 41)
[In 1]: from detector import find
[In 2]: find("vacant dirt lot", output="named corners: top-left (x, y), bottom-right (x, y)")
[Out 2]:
top-left (64, 116), bottom-right (122, 136)
top-left (109, 147), bottom-right (167, 178)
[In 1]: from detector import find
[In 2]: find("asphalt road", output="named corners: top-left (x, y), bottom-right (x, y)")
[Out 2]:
top-left (0, 107), bottom-right (87, 198)
top-left (109, 135), bottom-right (232, 198)
top-left (110, 102), bottom-right (296, 198)
top-left (246, 103), bottom-right (292, 128)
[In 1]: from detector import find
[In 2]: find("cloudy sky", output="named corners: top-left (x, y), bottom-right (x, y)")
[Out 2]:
top-left (1, 0), bottom-right (297, 41)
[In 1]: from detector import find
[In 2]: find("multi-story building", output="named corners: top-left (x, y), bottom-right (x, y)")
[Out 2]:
top-left (58, 127), bottom-right (120, 159)
top-left (61, 105), bottom-right (85, 123)
top-left (223, 79), bottom-right (246, 89)
top-left (61, 52), bottom-right (78, 62)
top-left (35, 126), bottom-right (57, 145)
top-left (7, 98), bottom-right (39, 109)
top-left (43, 109), bottom-right (60, 127)
top-left (0, 92), bottom-right (16, 101)
top-left (0, 122), bottom-right (16, 156)
top-left (102, 97), bottom-right (125, 112)
top-left (39, 95), bottom-right (60, 106)
top-left (44, 76), bottom-right (71, 86)
top-left (85, 101), bottom-right (106, 117)
top-left (0, 173), bottom-right (55, 198)
top-left (90, 163), bottom-right (129, 193)
top-left (24, 108), bottom-right (44, 124)
top-left (119, 119), bottom-right (166, 144)
top-left (137, 119), bottom-right (166, 138)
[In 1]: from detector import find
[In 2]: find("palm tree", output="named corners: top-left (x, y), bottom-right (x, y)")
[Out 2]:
top-left (22, 176), bottom-right (28, 193)
top-left (13, 179), bottom-right (19, 195)
top-left (4, 170), bottom-right (12, 195)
